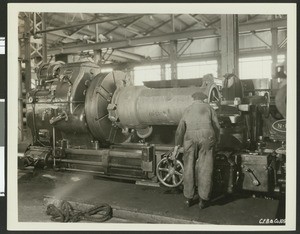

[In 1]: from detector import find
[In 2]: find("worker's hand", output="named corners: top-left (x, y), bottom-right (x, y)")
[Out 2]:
top-left (208, 137), bottom-right (216, 149)
top-left (170, 145), bottom-right (180, 160)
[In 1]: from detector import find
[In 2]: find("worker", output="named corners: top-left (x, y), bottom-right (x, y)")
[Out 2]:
top-left (175, 92), bottom-right (220, 209)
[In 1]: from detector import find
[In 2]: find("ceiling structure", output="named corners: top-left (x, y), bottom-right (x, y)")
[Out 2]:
top-left (18, 13), bottom-right (287, 67)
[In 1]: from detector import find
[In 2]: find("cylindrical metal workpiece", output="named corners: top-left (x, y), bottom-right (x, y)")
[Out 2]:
top-left (110, 83), bottom-right (218, 129)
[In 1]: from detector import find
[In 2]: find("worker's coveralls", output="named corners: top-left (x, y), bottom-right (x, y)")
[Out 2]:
top-left (175, 101), bottom-right (220, 201)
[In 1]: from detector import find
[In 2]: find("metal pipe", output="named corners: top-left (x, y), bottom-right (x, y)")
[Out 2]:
top-left (111, 143), bottom-right (149, 149)
top-left (58, 159), bottom-right (141, 170)
top-left (110, 151), bottom-right (142, 158)
top-left (35, 15), bottom-right (138, 34)
top-left (64, 148), bottom-right (142, 159)
top-left (59, 159), bottom-right (103, 166)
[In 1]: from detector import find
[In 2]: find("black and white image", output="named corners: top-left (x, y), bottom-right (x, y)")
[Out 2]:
top-left (8, 3), bottom-right (296, 231)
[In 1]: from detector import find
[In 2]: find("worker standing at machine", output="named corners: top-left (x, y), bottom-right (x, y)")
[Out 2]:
top-left (175, 92), bottom-right (220, 209)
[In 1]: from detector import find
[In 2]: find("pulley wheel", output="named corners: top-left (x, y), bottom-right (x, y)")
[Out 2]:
top-left (208, 86), bottom-right (220, 103)
top-left (156, 157), bottom-right (184, 188)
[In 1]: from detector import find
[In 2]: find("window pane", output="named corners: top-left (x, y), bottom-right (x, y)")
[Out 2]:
top-left (165, 64), bottom-right (171, 80)
top-left (101, 68), bottom-right (113, 73)
top-left (177, 61), bottom-right (218, 79)
top-left (133, 65), bottom-right (161, 85)
top-left (278, 54), bottom-right (285, 63)
top-left (239, 56), bottom-right (272, 79)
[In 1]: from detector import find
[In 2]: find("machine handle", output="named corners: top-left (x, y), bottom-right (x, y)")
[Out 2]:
top-left (245, 167), bottom-right (260, 186)
top-left (49, 111), bottom-right (68, 125)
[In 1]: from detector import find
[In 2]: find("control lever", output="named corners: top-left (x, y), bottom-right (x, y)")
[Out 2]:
top-left (245, 167), bottom-right (260, 186)
top-left (50, 111), bottom-right (68, 125)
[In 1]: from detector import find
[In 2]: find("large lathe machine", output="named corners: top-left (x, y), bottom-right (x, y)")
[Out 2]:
top-left (21, 61), bottom-right (286, 196)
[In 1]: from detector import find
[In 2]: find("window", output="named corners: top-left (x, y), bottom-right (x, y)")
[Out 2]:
top-left (133, 65), bottom-right (161, 86)
top-left (178, 61), bottom-right (218, 79)
top-left (101, 68), bottom-right (113, 73)
top-left (166, 60), bottom-right (218, 80)
top-left (239, 56), bottom-right (272, 79)
top-left (278, 54), bottom-right (286, 63)
top-left (239, 55), bottom-right (286, 80)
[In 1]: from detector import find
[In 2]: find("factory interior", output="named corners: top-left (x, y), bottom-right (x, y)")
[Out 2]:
top-left (17, 12), bottom-right (287, 224)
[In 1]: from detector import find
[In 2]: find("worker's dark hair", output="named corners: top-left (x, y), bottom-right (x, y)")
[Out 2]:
top-left (192, 92), bottom-right (208, 101)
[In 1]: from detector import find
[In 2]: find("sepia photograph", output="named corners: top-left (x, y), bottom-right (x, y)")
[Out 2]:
top-left (7, 3), bottom-right (296, 231)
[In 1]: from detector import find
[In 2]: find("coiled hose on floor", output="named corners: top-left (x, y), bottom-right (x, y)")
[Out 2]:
top-left (46, 200), bottom-right (112, 222)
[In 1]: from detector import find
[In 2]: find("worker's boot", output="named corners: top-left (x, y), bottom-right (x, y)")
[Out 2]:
top-left (184, 194), bottom-right (200, 207)
top-left (184, 198), bottom-right (194, 207)
top-left (199, 198), bottom-right (209, 210)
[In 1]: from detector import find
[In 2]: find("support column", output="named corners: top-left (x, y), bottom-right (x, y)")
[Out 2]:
top-left (170, 40), bottom-right (177, 80)
top-left (95, 23), bottom-right (99, 42)
top-left (160, 47), bottom-right (166, 80)
top-left (271, 27), bottom-right (278, 78)
top-left (42, 13), bottom-right (47, 63)
top-left (24, 15), bottom-right (32, 92)
top-left (220, 15), bottom-right (239, 76)
top-left (161, 64), bottom-right (166, 80)
top-left (217, 55), bottom-right (222, 78)
top-left (171, 14), bottom-right (175, 32)
top-left (94, 50), bottom-right (102, 65)
top-left (18, 41), bottom-right (24, 141)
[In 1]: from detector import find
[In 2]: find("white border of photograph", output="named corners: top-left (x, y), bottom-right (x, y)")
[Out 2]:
top-left (0, 37), bottom-right (5, 55)
top-left (7, 3), bottom-right (297, 231)
top-left (0, 146), bottom-right (4, 196)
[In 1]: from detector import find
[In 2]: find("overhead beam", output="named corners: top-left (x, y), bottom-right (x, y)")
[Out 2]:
top-left (102, 47), bottom-right (287, 70)
top-left (188, 14), bottom-right (207, 28)
top-left (107, 21), bottom-right (144, 36)
top-left (141, 14), bottom-right (182, 36)
top-left (103, 16), bottom-right (144, 36)
top-left (100, 47), bottom-right (287, 73)
top-left (178, 39), bottom-right (193, 57)
top-left (112, 49), bottom-right (146, 61)
top-left (35, 14), bottom-right (139, 34)
top-left (48, 19), bottom-right (286, 55)
top-left (279, 37), bottom-right (287, 48)
top-left (60, 15), bottom-right (99, 43)
top-left (251, 31), bottom-right (271, 48)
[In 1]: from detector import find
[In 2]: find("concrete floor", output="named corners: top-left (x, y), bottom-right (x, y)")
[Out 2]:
top-left (18, 168), bottom-right (285, 225)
